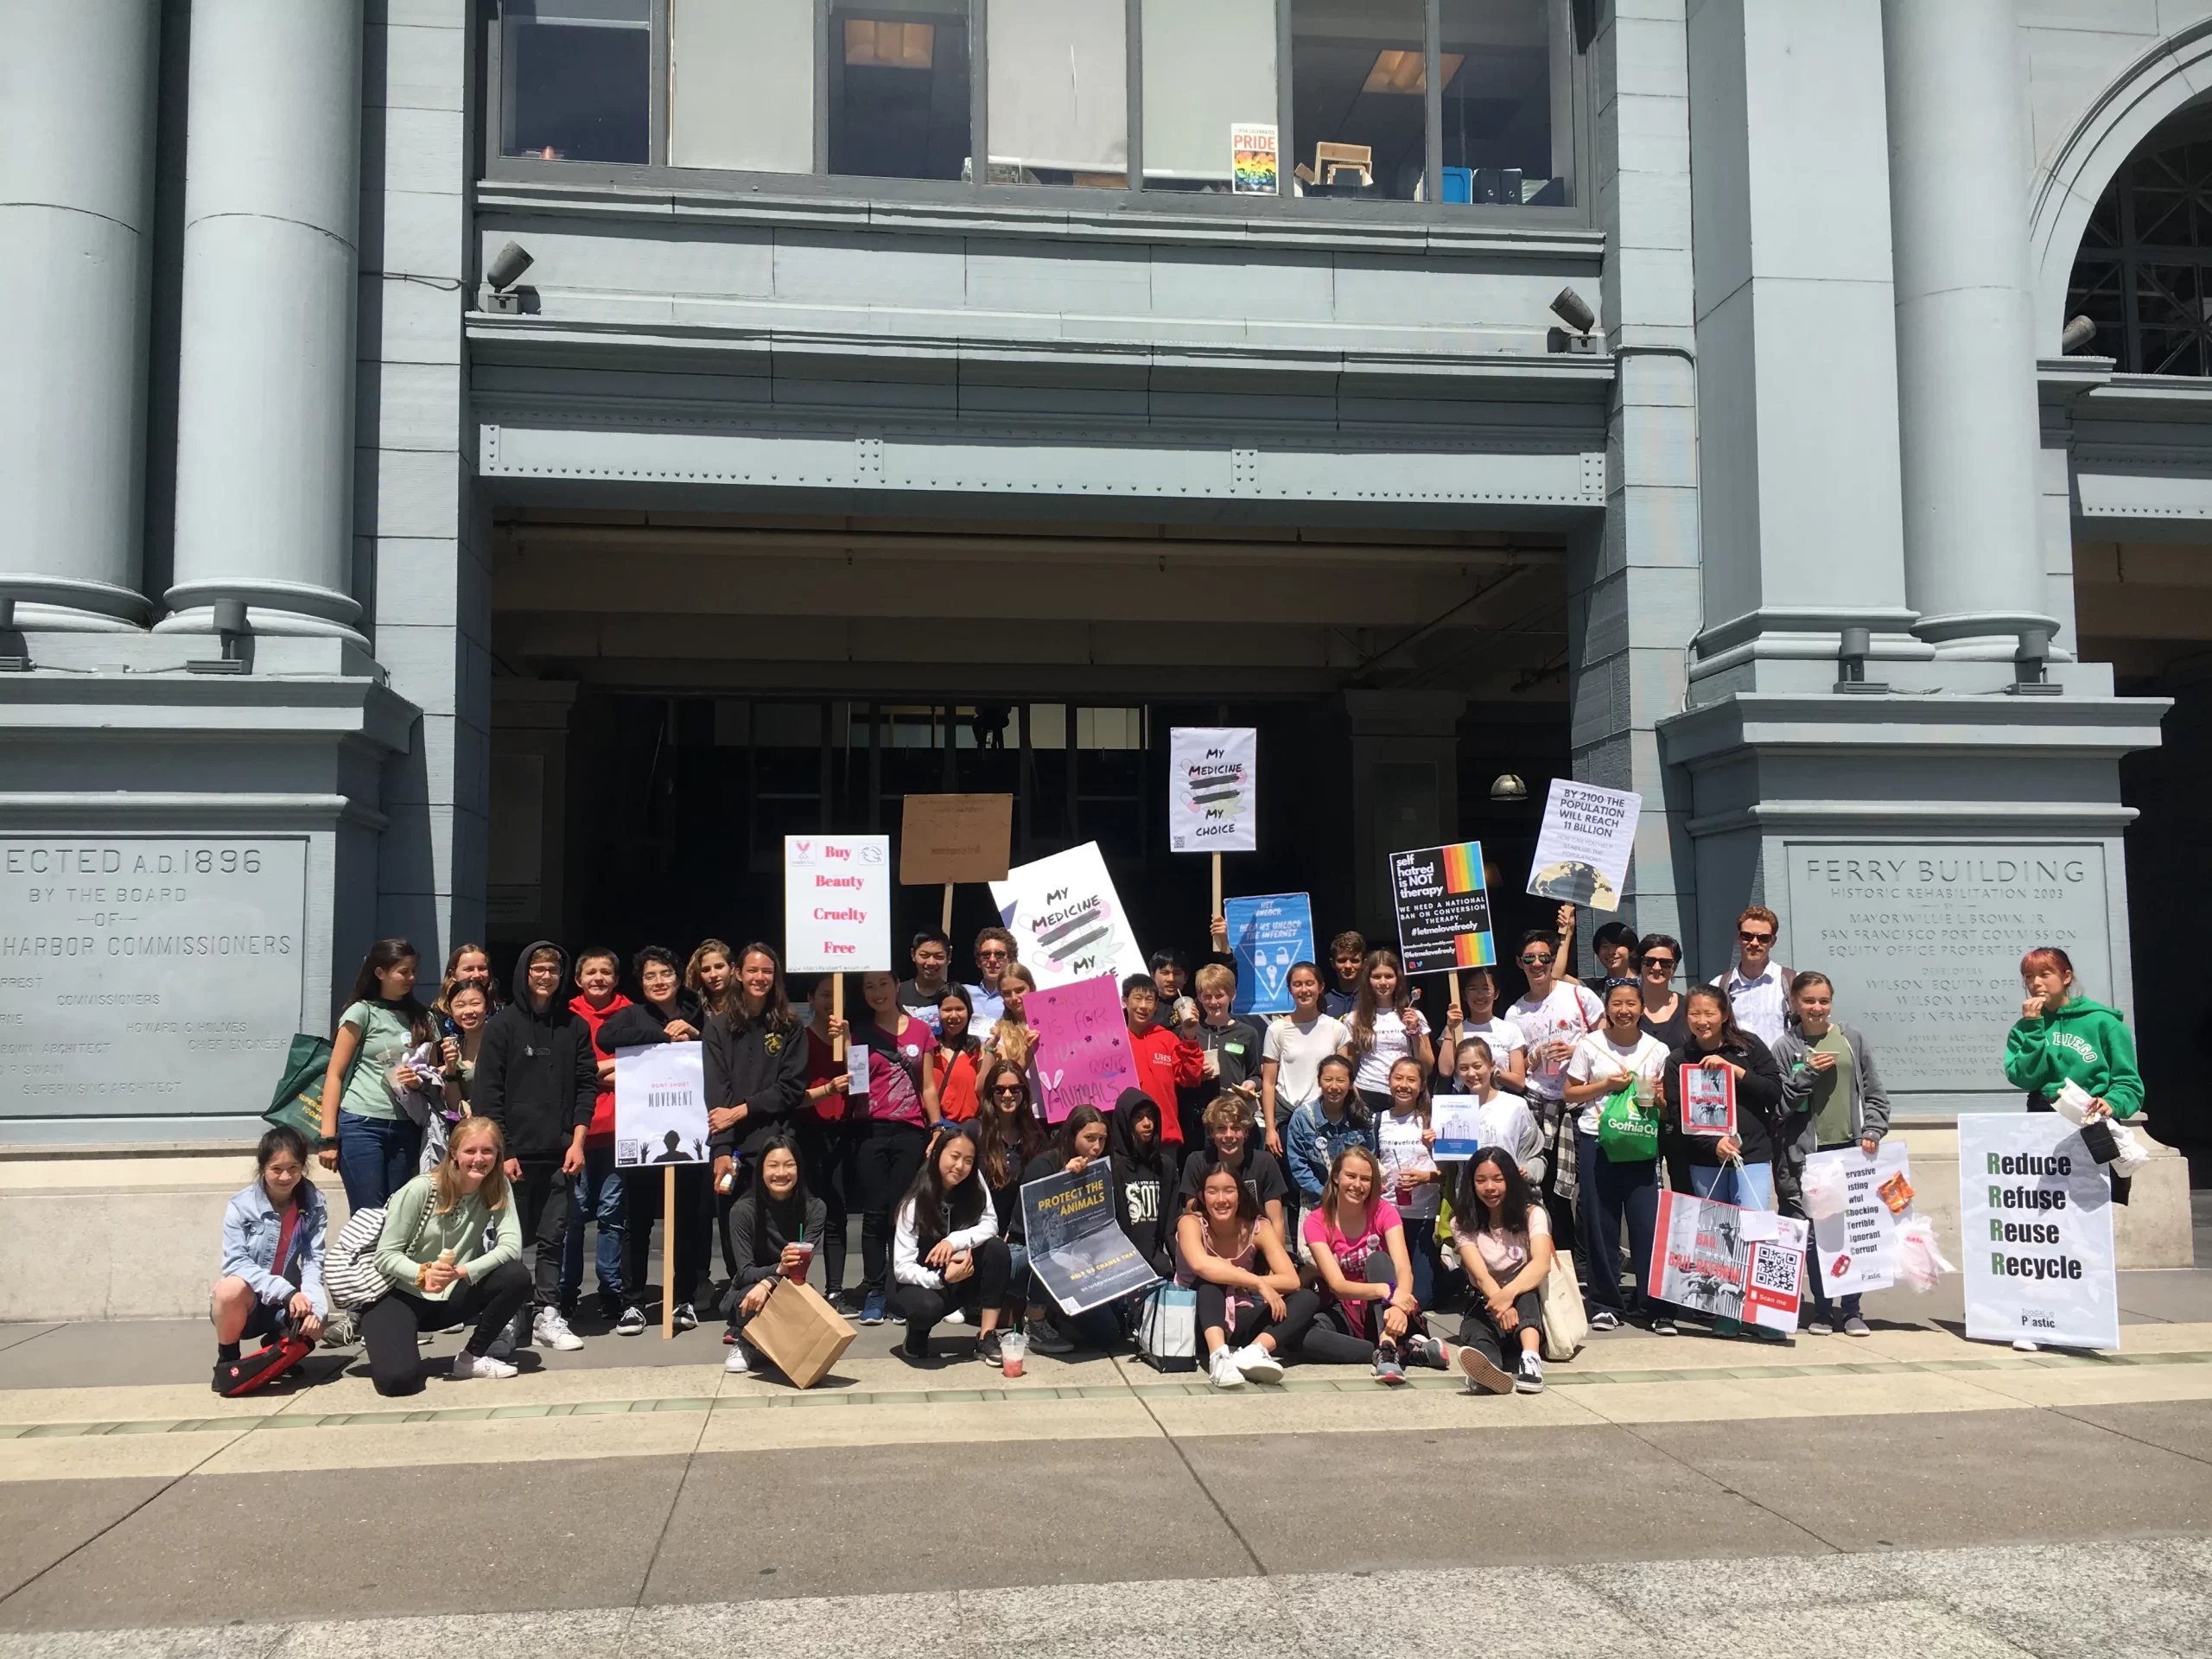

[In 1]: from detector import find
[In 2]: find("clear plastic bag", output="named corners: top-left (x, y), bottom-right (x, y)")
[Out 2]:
top-left (2052, 1081), bottom-right (2153, 1176)
top-left (1894, 1215), bottom-right (1955, 1294)
top-left (1801, 1158), bottom-right (1850, 1222)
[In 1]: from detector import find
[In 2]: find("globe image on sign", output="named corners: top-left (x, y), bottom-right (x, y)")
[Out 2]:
top-left (1530, 859), bottom-right (1618, 909)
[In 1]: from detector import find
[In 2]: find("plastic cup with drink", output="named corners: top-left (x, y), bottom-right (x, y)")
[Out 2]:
top-left (999, 1329), bottom-right (1029, 1378)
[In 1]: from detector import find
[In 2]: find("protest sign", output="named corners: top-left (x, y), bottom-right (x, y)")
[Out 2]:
top-left (1224, 893), bottom-right (1313, 1015)
top-left (1805, 1140), bottom-right (1912, 1297)
top-left (1021, 1164), bottom-right (1161, 1314)
top-left (1525, 779), bottom-right (1641, 912)
top-left (1431, 1094), bottom-right (1485, 1160)
top-left (1027, 973), bottom-right (1141, 1124)
top-left (990, 841), bottom-right (1147, 988)
top-left (1650, 1189), bottom-right (1807, 1333)
top-left (1389, 841), bottom-right (1496, 976)
top-left (1168, 727), bottom-right (1257, 853)
top-left (1679, 1065), bottom-right (1737, 1137)
top-left (845, 1041), bottom-right (868, 1100)
top-left (1959, 1113), bottom-right (2119, 1351)
top-left (899, 793), bottom-right (1013, 885)
top-left (783, 835), bottom-right (891, 972)
top-left (613, 1042), bottom-right (710, 1169)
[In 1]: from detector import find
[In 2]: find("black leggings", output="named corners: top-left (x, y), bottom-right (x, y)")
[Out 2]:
top-left (620, 1165), bottom-right (712, 1313)
top-left (1459, 1290), bottom-right (1545, 1367)
top-left (890, 1236), bottom-right (1011, 1351)
top-left (359, 1258), bottom-right (532, 1396)
top-left (1196, 1282), bottom-right (1321, 1354)
top-left (795, 1113), bottom-right (857, 1295)
top-left (855, 1119), bottom-right (928, 1295)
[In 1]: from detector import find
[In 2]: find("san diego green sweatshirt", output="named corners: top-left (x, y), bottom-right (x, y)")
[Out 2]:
top-left (2001, 996), bottom-right (2144, 1119)
top-left (374, 1173), bottom-right (523, 1300)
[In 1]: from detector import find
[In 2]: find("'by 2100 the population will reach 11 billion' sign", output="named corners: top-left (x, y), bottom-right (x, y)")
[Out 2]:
top-left (0, 837), bottom-right (308, 1121)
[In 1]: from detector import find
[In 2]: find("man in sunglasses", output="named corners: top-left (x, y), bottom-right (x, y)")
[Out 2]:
top-left (1708, 906), bottom-right (1795, 1048)
top-left (963, 927), bottom-right (1019, 1030)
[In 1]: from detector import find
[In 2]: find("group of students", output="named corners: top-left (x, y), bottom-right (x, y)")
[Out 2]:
top-left (215, 903), bottom-right (2145, 1395)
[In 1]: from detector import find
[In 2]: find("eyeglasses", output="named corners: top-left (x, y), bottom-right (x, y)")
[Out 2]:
top-left (1642, 957), bottom-right (1676, 969)
top-left (1518, 954), bottom-right (1552, 966)
top-left (977, 949), bottom-right (1009, 961)
top-left (1738, 931), bottom-right (1774, 945)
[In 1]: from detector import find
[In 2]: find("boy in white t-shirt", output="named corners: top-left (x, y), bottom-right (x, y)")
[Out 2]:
top-left (1561, 980), bottom-right (1671, 1331)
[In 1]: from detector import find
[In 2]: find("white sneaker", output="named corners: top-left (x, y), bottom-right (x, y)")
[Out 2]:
top-left (532, 1308), bottom-right (584, 1351)
top-left (1207, 1346), bottom-right (1245, 1389)
top-left (1515, 1351), bottom-right (1545, 1394)
top-left (672, 1303), bottom-right (699, 1332)
top-left (1230, 1343), bottom-right (1283, 1384)
top-left (452, 1350), bottom-right (518, 1381)
top-left (944, 1307), bottom-right (965, 1325)
top-left (2013, 1338), bottom-right (2041, 1353)
top-left (724, 1343), bottom-right (752, 1375)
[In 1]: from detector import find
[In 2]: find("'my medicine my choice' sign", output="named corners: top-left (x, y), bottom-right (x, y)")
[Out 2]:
top-left (783, 836), bottom-right (891, 973)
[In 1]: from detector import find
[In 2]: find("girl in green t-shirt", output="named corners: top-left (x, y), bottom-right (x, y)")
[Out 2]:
top-left (316, 938), bottom-right (438, 1211)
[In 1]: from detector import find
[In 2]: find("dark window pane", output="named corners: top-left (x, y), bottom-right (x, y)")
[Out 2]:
top-left (1440, 0), bottom-right (1564, 207)
top-left (830, 8), bottom-right (972, 181)
top-left (503, 3), bottom-right (651, 164)
top-left (1290, 0), bottom-right (1426, 203)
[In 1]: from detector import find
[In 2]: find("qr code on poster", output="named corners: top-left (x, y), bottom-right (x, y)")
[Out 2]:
top-left (615, 1138), bottom-right (643, 1167)
top-left (1749, 1243), bottom-right (1800, 1297)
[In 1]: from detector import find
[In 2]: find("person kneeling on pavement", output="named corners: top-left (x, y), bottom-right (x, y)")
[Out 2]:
top-left (891, 1126), bottom-right (1012, 1363)
top-left (723, 1134), bottom-right (827, 1376)
top-left (359, 1116), bottom-right (533, 1396)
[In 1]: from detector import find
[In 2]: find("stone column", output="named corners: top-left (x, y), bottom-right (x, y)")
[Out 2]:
top-left (162, 0), bottom-right (366, 641)
top-left (1882, 0), bottom-right (2056, 658)
top-left (0, 2), bottom-right (160, 631)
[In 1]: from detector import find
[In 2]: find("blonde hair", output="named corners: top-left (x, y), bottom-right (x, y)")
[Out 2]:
top-left (1202, 1092), bottom-right (1255, 1135)
top-left (986, 963), bottom-right (1039, 1069)
top-left (433, 1116), bottom-right (511, 1216)
top-left (1193, 963), bottom-right (1236, 996)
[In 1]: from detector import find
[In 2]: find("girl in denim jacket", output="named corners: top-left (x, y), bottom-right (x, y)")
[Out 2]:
top-left (213, 1126), bottom-right (328, 1365)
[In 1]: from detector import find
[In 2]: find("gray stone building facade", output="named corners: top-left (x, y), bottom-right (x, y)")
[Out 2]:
top-left (3, 0), bottom-right (2208, 1165)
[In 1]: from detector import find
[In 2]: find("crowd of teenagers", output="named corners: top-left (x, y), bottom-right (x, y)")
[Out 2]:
top-left (216, 909), bottom-right (2144, 1396)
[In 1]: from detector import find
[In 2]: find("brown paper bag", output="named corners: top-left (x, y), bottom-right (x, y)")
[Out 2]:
top-left (744, 1278), bottom-right (858, 1389)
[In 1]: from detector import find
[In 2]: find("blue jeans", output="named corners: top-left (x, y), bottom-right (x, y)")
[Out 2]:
top-left (1690, 1160), bottom-right (1776, 1212)
top-left (560, 1144), bottom-right (625, 1306)
top-left (336, 1109), bottom-right (422, 1213)
top-left (1577, 1129), bottom-right (1659, 1316)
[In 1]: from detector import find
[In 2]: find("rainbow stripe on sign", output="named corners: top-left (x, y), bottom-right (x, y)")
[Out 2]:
top-left (1450, 928), bottom-right (1497, 969)
top-left (1389, 839), bottom-right (1497, 976)
top-left (1442, 842), bottom-right (1482, 894)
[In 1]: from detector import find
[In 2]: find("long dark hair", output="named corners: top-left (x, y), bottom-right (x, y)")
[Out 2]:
top-left (726, 942), bottom-right (798, 1036)
top-left (904, 1124), bottom-right (988, 1251)
top-left (1452, 1147), bottom-right (1533, 1237)
top-left (1345, 947), bottom-right (1415, 1056)
top-left (744, 1132), bottom-right (812, 1234)
top-left (1683, 984), bottom-right (1750, 1052)
top-left (972, 1060), bottom-right (1042, 1188)
top-left (348, 938), bottom-right (435, 1044)
top-left (1184, 1157), bottom-right (1260, 1224)
top-left (1054, 1103), bottom-right (1107, 1165)
top-left (254, 1125), bottom-right (315, 1200)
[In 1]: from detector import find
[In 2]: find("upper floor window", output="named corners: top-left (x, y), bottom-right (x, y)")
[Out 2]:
top-left (490, 0), bottom-right (1580, 213)
top-left (2067, 110), bottom-right (2212, 376)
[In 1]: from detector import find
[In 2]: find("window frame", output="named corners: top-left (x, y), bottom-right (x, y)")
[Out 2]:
top-left (480, 0), bottom-right (1592, 228)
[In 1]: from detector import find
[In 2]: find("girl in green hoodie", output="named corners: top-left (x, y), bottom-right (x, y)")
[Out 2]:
top-left (2002, 947), bottom-right (2143, 1120)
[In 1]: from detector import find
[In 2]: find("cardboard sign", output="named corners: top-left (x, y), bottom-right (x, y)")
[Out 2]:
top-left (613, 1042), bottom-right (711, 1169)
top-left (1806, 1140), bottom-right (1912, 1297)
top-left (1389, 841), bottom-right (1496, 976)
top-left (746, 1277), bottom-right (859, 1389)
top-left (1525, 779), bottom-right (1642, 912)
top-left (1027, 973), bottom-right (1142, 1124)
top-left (1021, 1164), bottom-right (1163, 1314)
top-left (1430, 1093), bottom-right (1485, 1160)
top-left (1959, 1114), bottom-right (2119, 1351)
top-left (1651, 1189), bottom-right (1807, 1333)
top-left (784, 835), bottom-right (891, 973)
top-left (989, 841), bottom-right (1148, 988)
top-left (1168, 727), bottom-right (1257, 853)
top-left (899, 793), bottom-right (1013, 886)
top-left (1224, 893), bottom-right (1313, 1015)
top-left (1679, 1064), bottom-right (1737, 1137)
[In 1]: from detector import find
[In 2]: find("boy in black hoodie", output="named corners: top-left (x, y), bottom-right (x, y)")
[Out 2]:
top-left (474, 941), bottom-right (598, 1352)
top-left (1108, 1087), bottom-right (1178, 1276)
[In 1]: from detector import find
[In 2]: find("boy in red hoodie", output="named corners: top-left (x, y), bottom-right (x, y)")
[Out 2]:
top-left (563, 949), bottom-right (632, 1324)
top-left (1122, 975), bottom-right (1204, 1166)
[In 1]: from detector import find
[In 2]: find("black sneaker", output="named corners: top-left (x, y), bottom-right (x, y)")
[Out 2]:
top-left (1025, 1318), bottom-right (1076, 1356)
top-left (977, 1331), bottom-right (1004, 1366)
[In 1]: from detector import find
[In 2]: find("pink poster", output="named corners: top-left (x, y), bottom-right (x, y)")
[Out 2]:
top-left (1027, 973), bottom-right (1141, 1125)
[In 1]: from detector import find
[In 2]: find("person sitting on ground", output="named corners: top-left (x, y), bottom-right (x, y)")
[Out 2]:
top-left (1449, 1038), bottom-right (1544, 1187)
top-left (1018, 1104), bottom-right (1133, 1351)
top-left (1173, 1092), bottom-right (1290, 1236)
top-left (890, 1126), bottom-right (1013, 1364)
top-left (1175, 1165), bottom-right (1317, 1390)
top-left (1773, 971), bottom-right (1888, 1338)
top-left (723, 1134), bottom-right (828, 1376)
top-left (1300, 1145), bottom-right (1448, 1383)
top-left (213, 1126), bottom-right (328, 1374)
top-left (359, 1116), bottom-right (532, 1396)
top-left (1285, 1054), bottom-right (1375, 1210)
top-left (1108, 1086), bottom-right (1179, 1276)
top-left (1450, 1147), bottom-right (1553, 1395)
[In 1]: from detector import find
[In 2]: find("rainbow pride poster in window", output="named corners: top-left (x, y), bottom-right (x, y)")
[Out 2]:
top-left (1389, 841), bottom-right (1497, 977)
